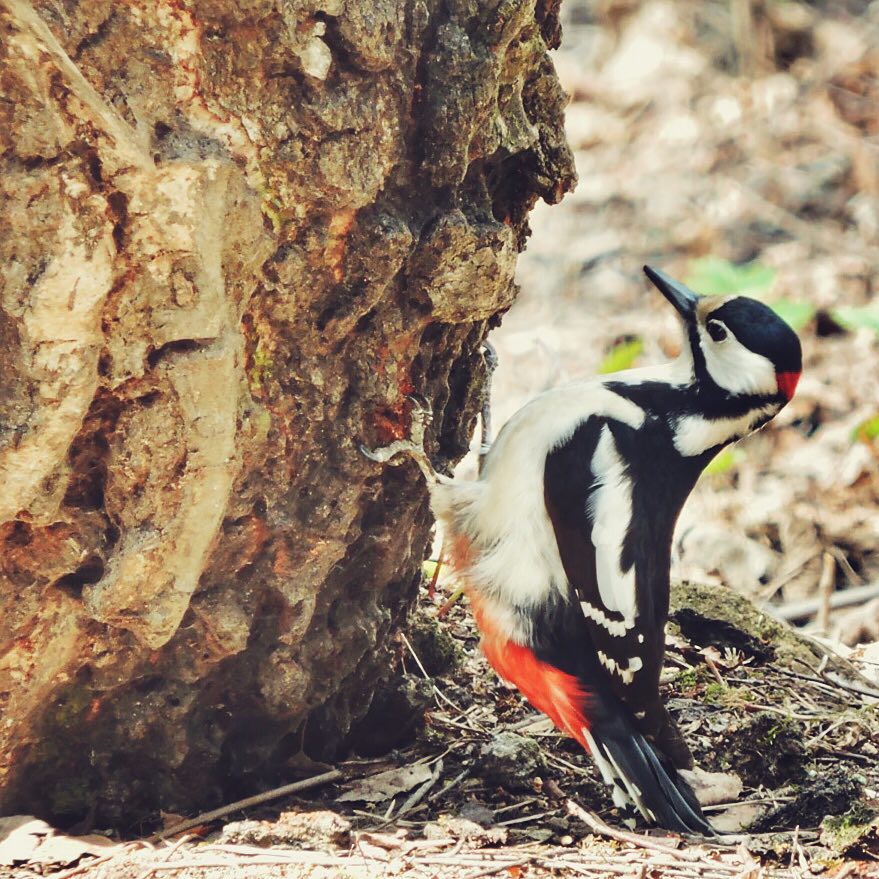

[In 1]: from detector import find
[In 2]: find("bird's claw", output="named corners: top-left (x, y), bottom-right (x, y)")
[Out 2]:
top-left (478, 339), bottom-right (499, 468)
top-left (405, 393), bottom-right (432, 418)
top-left (358, 439), bottom-right (422, 465)
top-left (480, 339), bottom-right (499, 374)
top-left (404, 395), bottom-right (432, 448)
top-left (359, 442), bottom-right (390, 463)
top-left (359, 395), bottom-right (441, 483)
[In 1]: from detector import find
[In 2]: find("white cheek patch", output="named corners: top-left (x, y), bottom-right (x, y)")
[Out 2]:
top-left (699, 324), bottom-right (778, 396)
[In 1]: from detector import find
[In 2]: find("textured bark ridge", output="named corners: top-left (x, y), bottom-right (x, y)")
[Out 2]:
top-left (0, 0), bottom-right (574, 825)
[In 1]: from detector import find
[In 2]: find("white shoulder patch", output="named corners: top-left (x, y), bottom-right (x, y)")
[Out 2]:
top-left (587, 426), bottom-right (637, 624)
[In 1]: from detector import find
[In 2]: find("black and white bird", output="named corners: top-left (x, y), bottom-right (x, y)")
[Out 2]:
top-left (363, 265), bottom-right (802, 834)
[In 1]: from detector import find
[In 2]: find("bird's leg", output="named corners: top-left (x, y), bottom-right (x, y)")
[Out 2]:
top-left (360, 395), bottom-right (450, 484)
top-left (478, 339), bottom-right (499, 473)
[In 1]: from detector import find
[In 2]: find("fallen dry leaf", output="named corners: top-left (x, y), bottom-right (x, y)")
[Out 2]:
top-left (0, 816), bottom-right (117, 867)
top-left (679, 768), bottom-right (744, 807)
top-left (711, 803), bottom-right (764, 834)
top-left (336, 763), bottom-right (433, 803)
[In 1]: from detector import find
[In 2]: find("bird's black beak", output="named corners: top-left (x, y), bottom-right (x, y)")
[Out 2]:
top-left (643, 265), bottom-right (699, 321)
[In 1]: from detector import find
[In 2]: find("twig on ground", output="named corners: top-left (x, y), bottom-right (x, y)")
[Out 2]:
top-left (438, 585), bottom-right (467, 618)
top-left (401, 630), bottom-right (474, 719)
top-left (428, 547), bottom-right (445, 601)
top-left (369, 758), bottom-right (444, 831)
top-left (827, 546), bottom-right (864, 586)
top-left (460, 856), bottom-right (536, 879)
top-left (703, 795), bottom-right (794, 813)
top-left (702, 652), bottom-right (725, 686)
top-left (45, 843), bottom-right (149, 879)
top-left (804, 715), bottom-right (851, 747)
top-left (769, 581), bottom-right (879, 623)
top-left (428, 768), bottom-right (470, 802)
top-left (542, 752), bottom-right (592, 776)
top-left (493, 797), bottom-right (539, 816)
top-left (147, 769), bottom-right (343, 842)
top-left (816, 552), bottom-right (836, 635)
top-left (136, 834), bottom-right (197, 879)
top-left (759, 549), bottom-right (821, 603)
top-left (494, 809), bottom-right (558, 827)
top-left (128, 854), bottom-right (373, 872)
top-left (566, 800), bottom-right (694, 859)
top-left (791, 654), bottom-right (879, 701)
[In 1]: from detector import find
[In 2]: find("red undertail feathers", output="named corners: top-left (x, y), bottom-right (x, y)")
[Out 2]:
top-left (467, 591), bottom-right (713, 835)
top-left (469, 592), bottom-right (591, 751)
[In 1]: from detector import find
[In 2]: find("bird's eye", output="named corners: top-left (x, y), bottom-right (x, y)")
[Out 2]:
top-left (707, 320), bottom-right (728, 342)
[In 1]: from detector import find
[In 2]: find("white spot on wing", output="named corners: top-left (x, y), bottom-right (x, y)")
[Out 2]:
top-left (588, 426), bottom-right (637, 623)
top-left (597, 650), bottom-right (643, 684)
top-left (579, 601), bottom-right (634, 636)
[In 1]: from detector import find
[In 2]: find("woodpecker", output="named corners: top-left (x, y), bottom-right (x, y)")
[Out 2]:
top-left (363, 265), bottom-right (802, 834)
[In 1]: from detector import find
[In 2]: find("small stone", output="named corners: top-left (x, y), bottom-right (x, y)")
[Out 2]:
top-left (438, 815), bottom-right (507, 846)
top-left (477, 732), bottom-right (542, 787)
top-left (458, 802), bottom-right (495, 826)
top-left (217, 810), bottom-right (351, 849)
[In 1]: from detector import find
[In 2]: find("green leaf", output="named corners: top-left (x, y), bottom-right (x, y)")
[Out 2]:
top-left (685, 257), bottom-right (775, 298)
top-left (770, 299), bottom-right (816, 331)
top-left (852, 415), bottom-right (879, 444)
top-left (422, 559), bottom-right (439, 580)
top-left (831, 306), bottom-right (879, 335)
top-left (599, 337), bottom-right (643, 374)
top-left (701, 447), bottom-right (745, 478)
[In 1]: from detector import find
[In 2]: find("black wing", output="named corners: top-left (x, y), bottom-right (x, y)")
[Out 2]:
top-left (543, 415), bottom-right (692, 767)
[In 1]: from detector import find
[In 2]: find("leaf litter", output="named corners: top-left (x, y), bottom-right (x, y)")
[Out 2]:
top-left (9, 1), bottom-right (879, 877)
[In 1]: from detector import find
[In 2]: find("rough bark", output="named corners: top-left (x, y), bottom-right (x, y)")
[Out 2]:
top-left (0, 0), bottom-right (575, 826)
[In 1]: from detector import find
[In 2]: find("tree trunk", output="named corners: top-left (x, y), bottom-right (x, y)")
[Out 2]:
top-left (0, 0), bottom-right (575, 827)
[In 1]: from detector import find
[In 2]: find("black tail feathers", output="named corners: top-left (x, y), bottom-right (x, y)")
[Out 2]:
top-left (585, 716), bottom-right (714, 836)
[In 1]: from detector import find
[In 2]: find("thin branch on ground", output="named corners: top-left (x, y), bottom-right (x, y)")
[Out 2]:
top-left (147, 769), bottom-right (343, 842)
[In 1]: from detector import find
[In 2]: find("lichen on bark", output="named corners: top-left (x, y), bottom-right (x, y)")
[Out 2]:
top-left (0, 0), bottom-right (575, 826)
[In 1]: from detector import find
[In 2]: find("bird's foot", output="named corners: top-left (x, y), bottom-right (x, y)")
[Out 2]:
top-left (478, 340), bottom-right (499, 467)
top-left (360, 395), bottom-right (446, 484)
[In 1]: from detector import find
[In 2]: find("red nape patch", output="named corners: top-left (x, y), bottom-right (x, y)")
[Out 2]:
top-left (469, 593), bottom-right (591, 751)
top-left (776, 370), bottom-right (800, 400)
